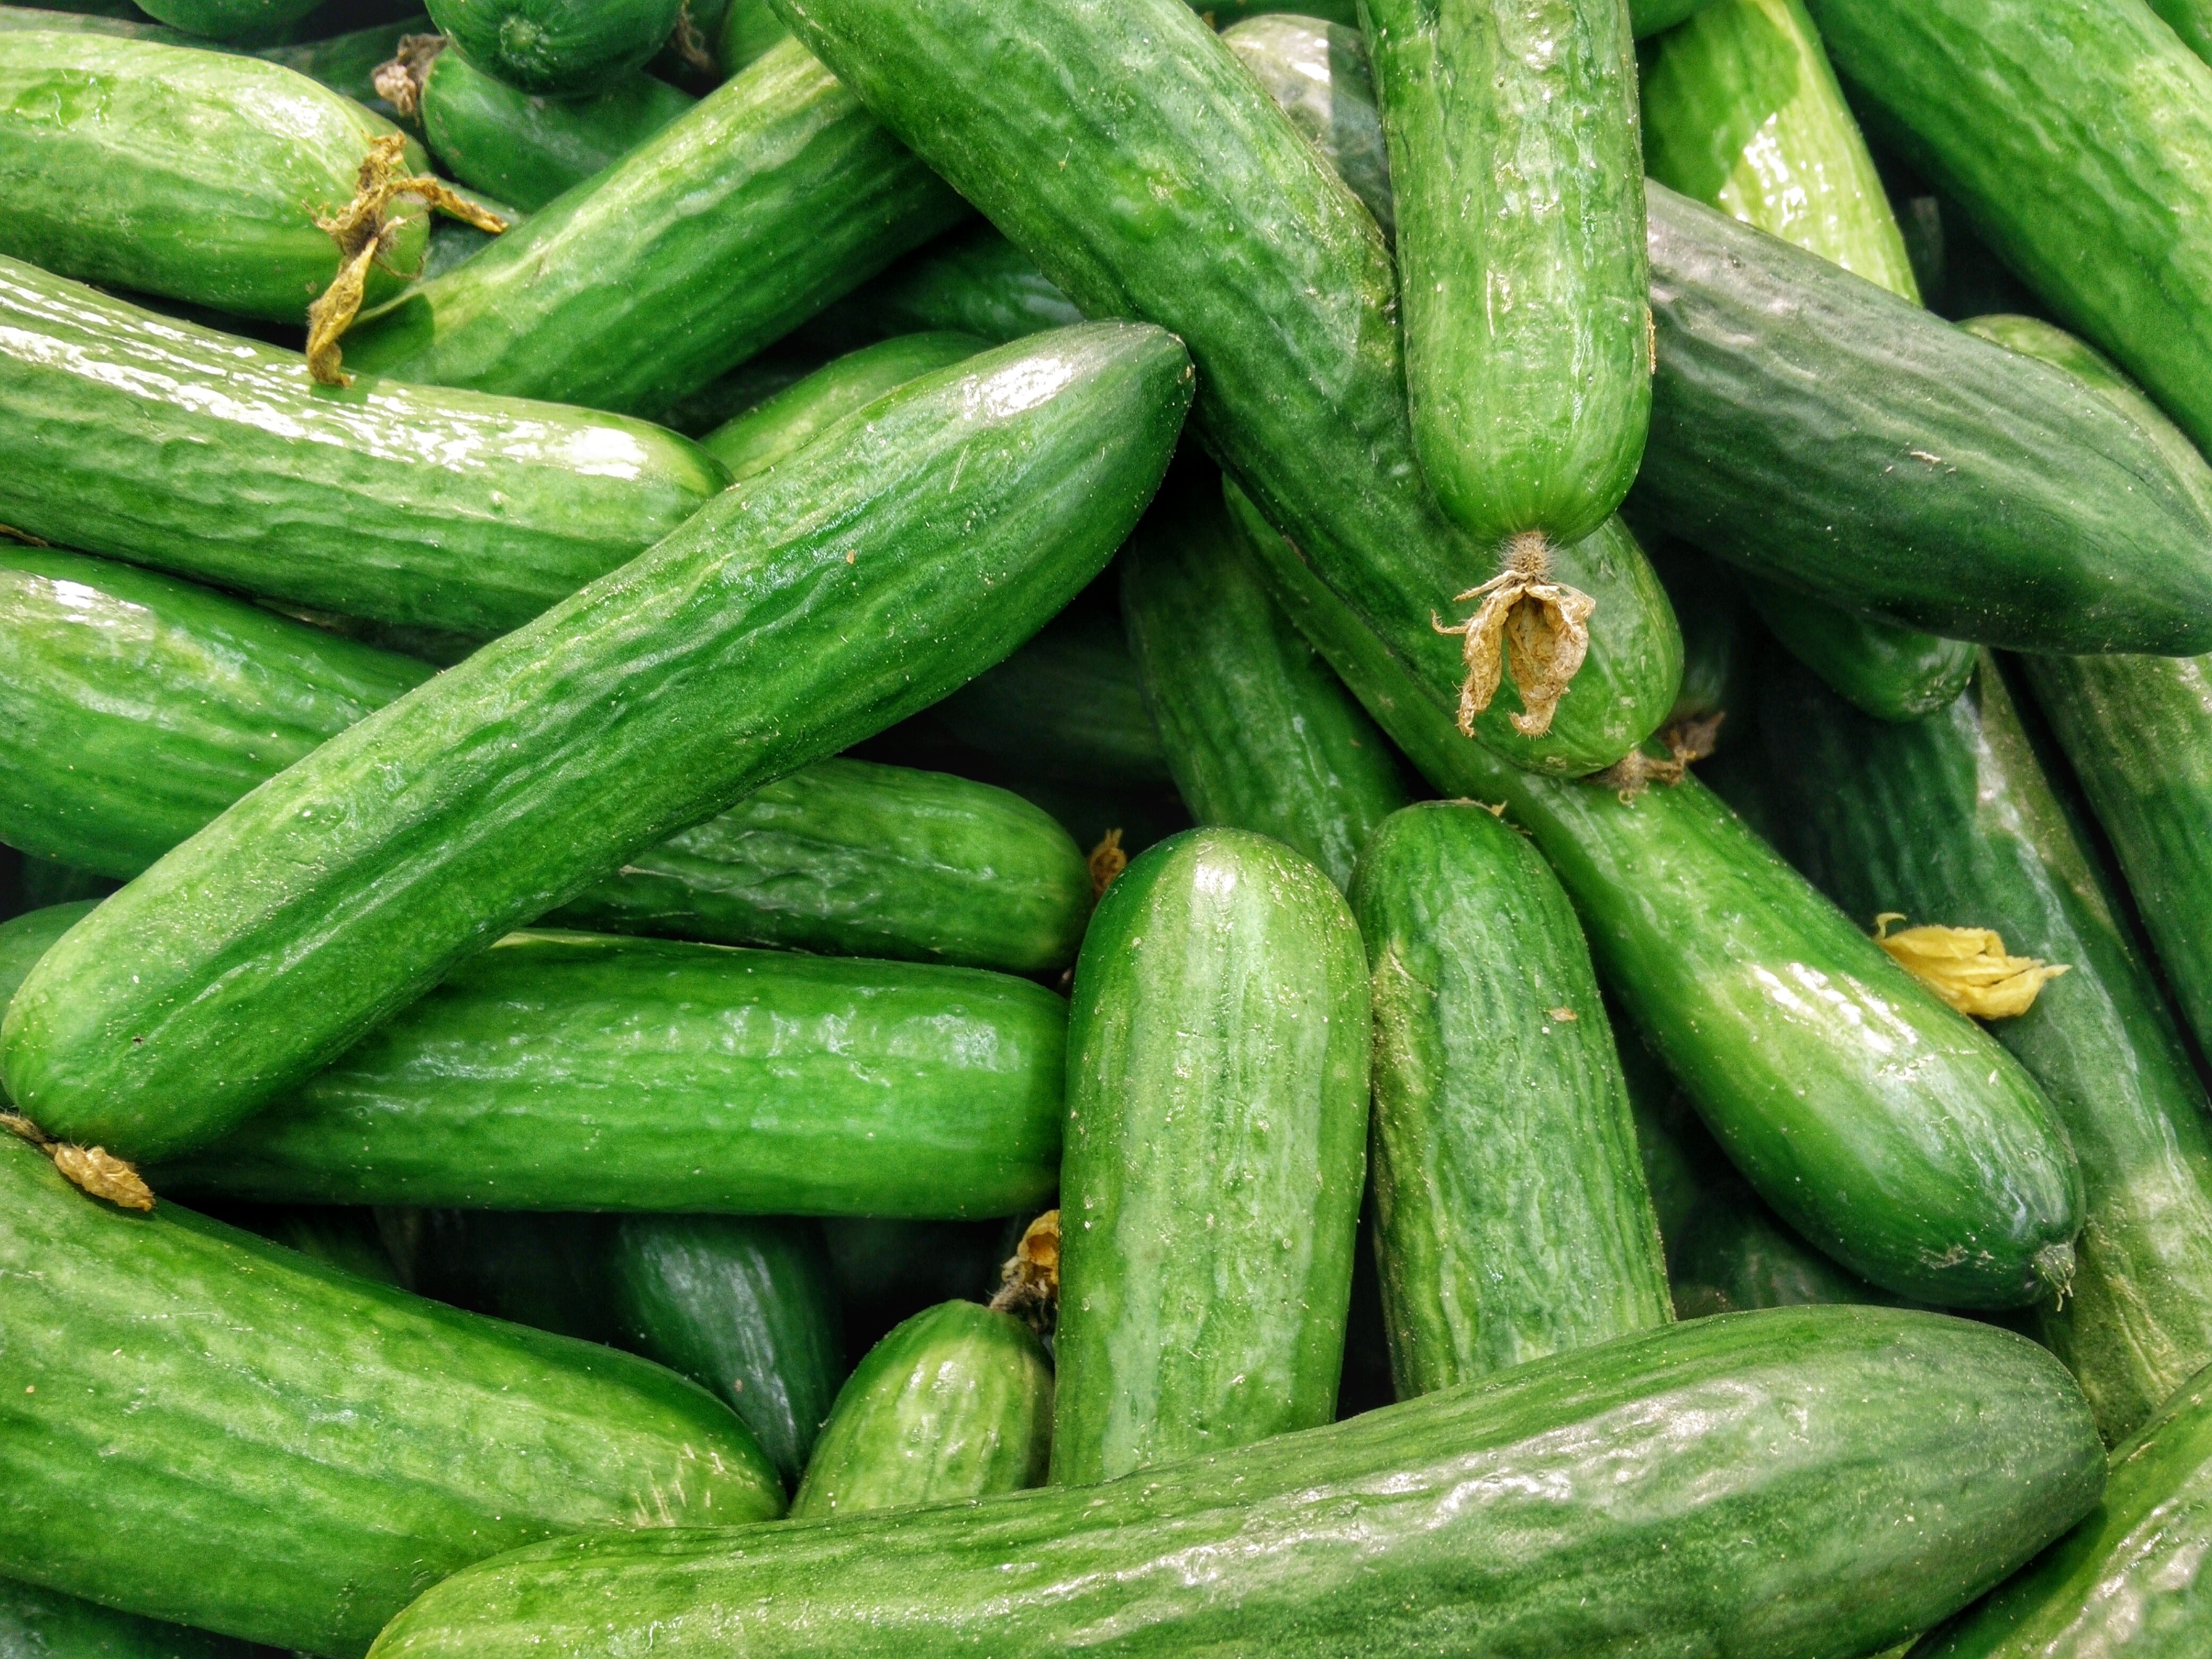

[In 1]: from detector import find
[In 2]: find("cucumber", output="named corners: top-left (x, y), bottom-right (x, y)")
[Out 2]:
top-left (1802, 0), bottom-right (2212, 460)
top-left (347, 38), bottom-right (968, 418)
top-left (1638, 181), bottom-right (2212, 655)
top-left (419, 44), bottom-right (693, 211)
top-left (2152, 0), bottom-right (2212, 64)
top-left (0, 1136), bottom-right (782, 1658)
top-left (1640, 534), bottom-right (1754, 732)
top-left (10, 862), bottom-right (113, 915)
top-left (0, 4), bottom-right (188, 40)
top-left (0, 903), bottom-right (97, 1024)
top-left (789, 1301), bottom-right (1052, 1518)
top-left (0, 32), bottom-right (427, 321)
top-left (1227, 477), bottom-right (2085, 1309)
top-left (1219, 15), bottom-right (1393, 240)
top-left (0, 262), bottom-right (726, 636)
top-left (1202, 0), bottom-right (1360, 23)
top-left (1668, 1176), bottom-right (1900, 1317)
top-left (698, 332), bottom-right (985, 481)
top-left (1738, 573), bottom-right (1975, 721)
top-left (367, 1306), bottom-right (2106, 1659)
top-left (822, 223), bottom-right (1085, 348)
top-left (0, 1580), bottom-right (254, 1659)
top-left (233, 1202), bottom-right (404, 1285)
top-left (1351, 801), bottom-right (1671, 1396)
top-left (1121, 471), bottom-right (1410, 891)
top-left (0, 322), bottom-right (1191, 1162)
top-left (770, 0), bottom-right (1682, 777)
top-left (255, 14), bottom-right (432, 111)
top-left (1633, 0), bottom-right (1720, 30)
top-left (1053, 827), bottom-right (1368, 1485)
top-left (132, 0), bottom-right (320, 42)
top-left (425, 0), bottom-right (681, 94)
top-left (716, 0), bottom-right (783, 71)
top-left (930, 610), bottom-right (1173, 789)
top-left (1363, 0), bottom-right (1649, 550)
top-left (607, 1217), bottom-right (845, 1488)
top-left (376, 1209), bottom-right (619, 1342)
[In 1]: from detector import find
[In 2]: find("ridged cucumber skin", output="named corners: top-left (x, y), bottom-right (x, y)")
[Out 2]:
top-left (1919, 1364), bottom-right (2212, 1658)
top-left (1669, 1179), bottom-right (1900, 1318)
top-left (1220, 15), bottom-right (1394, 240)
top-left (1121, 474), bottom-right (1409, 891)
top-left (608, 1217), bottom-right (845, 1489)
top-left (0, 1580), bottom-right (254, 1659)
top-left (150, 930), bottom-right (1067, 1218)
top-left (1764, 652), bottom-right (2212, 1440)
top-left (131, 0), bottom-right (320, 39)
top-left (2152, 0), bottom-right (2212, 64)
top-left (1739, 572), bottom-right (1975, 721)
top-left (1363, 0), bottom-right (1650, 548)
top-left (367, 1306), bottom-right (2105, 1659)
top-left (0, 261), bottom-right (727, 636)
top-left (427, 0), bottom-right (683, 93)
top-left (1638, 182), bottom-right (2212, 655)
top-left (770, 0), bottom-right (1680, 777)
top-left (931, 610), bottom-right (1173, 789)
top-left (699, 332), bottom-right (985, 480)
top-left (1802, 0), bottom-right (2212, 461)
top-left (420, 47), bottom-right (693, 212)
top-left (1053, 827), bottom-right (1369, 1486)
top-left (1227, 477), bottom-right (2086, 1310)
top-left (1352, 802), bottom-right (1672, 1396)
top-left (348, 38), bottom-right (969, 418)
top-left (0, 322), bottom-right (1190, 1162)
top-left (0, 1137), bottom-right (782, 1659)
top-left (790, 1301), bottom-right (1052, 1519)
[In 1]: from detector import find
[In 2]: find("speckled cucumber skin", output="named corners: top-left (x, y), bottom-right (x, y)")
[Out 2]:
top-left (427, 0), bottom-right (684, 95)
top-left (699, 332), bottom-right (985, 480)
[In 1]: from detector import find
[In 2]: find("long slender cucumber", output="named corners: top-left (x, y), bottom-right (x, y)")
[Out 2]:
top-left (698, 332), bottom-right (985, 481)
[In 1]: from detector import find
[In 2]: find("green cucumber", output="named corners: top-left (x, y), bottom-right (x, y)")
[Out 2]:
top-left (1633, 0), bottom-right (1721, 31)
top-left (789, 1301), bottom-right (1052, 1519)
top-left (0, 32), bottom-right (426, 321)
top-left (770, 0), bottom-right (1682, 777)
top-left (255, 14), bottom-right (432, 112)
top-left (347, 37), bottom-right (968, 418)
top-left (1641, 533), bottom-right (1754, 731)
top-left (1363, 0), bottom-right (1649, 549)
top-left (1227, 476), bottom-right (2085, 1309)
top-left (367, 1306), bottom-right (2106, 1659)
top-left (0, 1137), bottom-right (781, 1659)
top-left (1802, 0), bottom-right (2212, 459)
top-left (1351, 801), bottom-right (1671, 1395)
top-left (1202, 0), bottom-right (1360, 24)
top-left (0, 261), bottom-right (726, 636)
top-left (1054, 826), bottom-right (1368, 1484)
top-left (0, 903), bottom-right (97, 1024)
top-left (821, 223), bottom-right (1085, 349)
top-left (1122, 471), bottom-right (1409, 891)
top-left (1739, 573), bottom-right (1974, 721)
top-left (2152, 0), bottom-right (2212, 65)
top-left (716, 0), bottom-right (783, 71)
top-left (0, 322), bottom-right (1190, 1162)
top-left (698, 332), bottom-right (984, 480)
top-left (233, 1203), bottom-right (404, 1285)
top-left (1220, 15), bottom-right (1393, 240)
top-left (930, 610), bottom-right (1173, 789)
top-left (425, 0), bottom-right (680, 94)
top-left (377, 1209), bottom-right (619, 1342)
top-left (1638, 181), bottom-right (2212, 655)
top-left (0, 1580), bottom-right (254, 1659)
top-left (0, 4), bottom-right (189, 40)
top-left (1668, 1176), bottom-right (1899, 1317)
top-left (10, 862), bottom-right (112, 915)
top-left (1618, 1014), bottom-right (1728, 1247)
top-left (420, 44), bottom-right (693, 211)
top-left (132, 0), bottom-right (319, 42)
top-left (608, 1217), bottom-right (845, 1488)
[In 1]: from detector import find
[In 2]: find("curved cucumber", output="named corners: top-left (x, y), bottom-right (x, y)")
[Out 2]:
top-left (1220, 15), bottom-right (1393, 240)
top-left (1054, 827), bottom-right (1369, 1485)
top-left (348, 37), bottom-right (968, 418)
top-left (1352, 802), bottom-right (1671, 1395)
top-left (1121, 473), bottom-right (1409, 890)
top-left (0, 1136), bottom-right (781, 1658)
top-left (425, 0), bottom-right (682, 93)
top-left (0, 1581), bottom-right (254, 1659)
top-left (699, 332), bottom-right (985, 480)
top-left (931, 610), bottom-right (1172, 789)
top-left (1227, 476), bottom-right (2085, 1309)
top-left (0, 322), bottom-right (1191, 1162)
top-left (1739, 573), bottom-right (1974, 721)
top-left (790, 1300), bottom-right (1052, 1519)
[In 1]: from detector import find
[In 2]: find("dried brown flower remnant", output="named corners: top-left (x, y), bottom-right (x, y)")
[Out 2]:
top-left (370, 33), bottom-right (444, 121)
top-left (2, 1111), bottom-right (154, 1210)
top-left (1873, 915), bottom-right (2070, 1018)
top-left (1087, 828), bottom-right (1127, 899)
top-left (1588, 711), bottom-right (1725, 802)
top-left (988, 1209), bottom-right (1061, 1335)
top-left (1432, 531), bottom-right (1596, 739)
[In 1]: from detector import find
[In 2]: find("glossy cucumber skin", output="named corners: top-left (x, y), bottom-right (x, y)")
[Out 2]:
top-left (2151, 0), bottom-right (2212, 64)
top-left (369, 1306), bottom-right (2105, 1659)
top-left (1054, 827), bottom-right (1369, 1485)
top-left (608, 1217), bottom-right (845, 1488)
top-left (1352, 802), bottom-right (1671, 1396)
top-left (932, 610), bottom-right (1173, 789)
top-left (152, 930), bottom-right (1067, 1218)
top-left (0, 32), bottom-right (423, 320)
top-left (790, 1301), bottom-right (1052, 1518)
top-left (1802, 0), bottom-right (2212, 460)
top-left (699, 332), bottom-right (985, 480)
top-left (131, 0), bottom-right (320, 39)
top-left (0, 1580), bottom-right (254, 1659)
top-left (0, 260), bottom-right (727, 635)
top-left (1363, 0), bottom-right (1649, 547)
top-left (1638, 182), bottom-right (2212, 655)
top-left (1227, 477), bottom-right (2085, 1310)
top-left (1739, 572), bottom-right (1974, 721)
top-left (348, 38), bottom-right (968, 418)
top-left (421, 47), bottom-right (694, 212)
top-left (772, 0), bottom-right (1681, 777)
top-left (0, 1138), bottom-right (781, 1658)
top-left (1220, 15), bottom-right (1393, 240)
top-left (427, 0), bottom-right (682, 93)
top-left (0, 323), bottom-right (1191, 1161)
top-left (832, 223), bottom-right (1086, 347)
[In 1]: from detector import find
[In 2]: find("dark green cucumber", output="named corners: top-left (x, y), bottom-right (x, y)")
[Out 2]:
top-left (234, 1203), bottom-right (404, 1285)
top-left (0, 1137), bottom-right (781, 1658)
top-left (425, 0), bottom-right (680, 93)
top-left (1363, 0), bottom-right (1649, 548)
top-left (1640, 533), bottom-right (1754, 731)
top-left (1122, 471), bottom-right (1409, 891)
top-left (2152, 0), bottom-right (2212, 65)
top-left (1739, 573), bottom-right (1974, 722)
top-left (1618, 1012), bottom-right (1728, 1247)
top-left (347, 37), bottom-right (968, 417)
top-left (1054, 827), bottom-right (1368, 1484)
top-left (822, 223), bottom-right (1085, 348)
top-left (1632, 0), bottom-right (1721, 30)
top-left (0, 322), bottom-right (1189, 1162)
top-left (1351, 801), bottom-right (1671, 1395)
top-left (608, 1217), bottom-right (845, 1488)
top-left (129, 0), bottom-right (320, 44)
top-left (10, 862), bottom-right (112, 915)
top-left (1227, 477), bottom-right (2084, 1309)
top-left (0, 262), bottom-right (726, 635)
top-left (1918, 1362), bottom-right (2212, 1658)
top-left (1668, 1176), bottom-right (1899, 1318)
top-left (931, 610), bottom-right (1173, 789)
top-left (1220, 15), bottom-right (1394, 240)
top-left (1802, 0), bottom-right (2212, 459)
top-left (0, 4), bottom-right (190, 40)
top-left (716, 0), bottom-right (783, 71)
top-left (368, 1307), bottom-right (2105, 1659)
top-left (789, 1301), bottom-right (1051, 1519)
top-left (377, 1209), bottom-right (620, 1342)
top-left (1637, 181), bottom-right (2212, 655)
top-left (0, 1580), bottom-right (255, 1659)
top-left (256, 14), bottom-right (432, 113)
top-left (698, 332), bottom-right (984, 480)
top-left (419, 44), bottom-right (693, 212)
top-left (1201, 0), bottom-right (1360, 24)
top-left (772, 0), bottom-right (1682, 777)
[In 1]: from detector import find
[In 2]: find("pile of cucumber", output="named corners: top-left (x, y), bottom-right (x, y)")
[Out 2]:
top-left (4, 0), bottom-right (2212, 1652)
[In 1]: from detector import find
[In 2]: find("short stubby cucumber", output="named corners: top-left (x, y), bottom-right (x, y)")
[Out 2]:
top-left (0, 1580), bottom-right (256, 1659)
top-left (0, 322), bottom-right (1191, 1162)
top-left (426, 0), bottom-right (683, 94)
top-left (699, 332), bottom-right (986, 480)
top-left (1053, 827), bottom-right (1369, 1485)
top-left (1220, 15), bottom-right (1394, 240)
